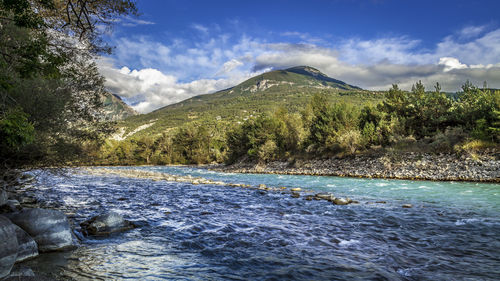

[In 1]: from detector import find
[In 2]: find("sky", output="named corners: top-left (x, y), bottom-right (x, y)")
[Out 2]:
top-left (98, 0), bottom-right (500, 113)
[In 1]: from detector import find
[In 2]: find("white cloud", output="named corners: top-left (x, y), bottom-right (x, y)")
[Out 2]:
top-left (459, 25), bottom-right (486, 39)
top-left (339, 37), bottom-right (425, 65)
top-left (191, 23), bottom-right (209, 34)
top-left (438, 57), bottom-right (468, 72)
top-left (98, 58), bottom-right (262, 113)
top-left (119, 15), bottom-right (155, 27)
top-left (216, 59), bottom-right (244, 76)
top-left (100, 27), bottom-right (500, 113)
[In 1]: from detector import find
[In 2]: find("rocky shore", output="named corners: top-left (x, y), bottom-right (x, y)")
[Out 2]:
top-left (0, 171), bottom-right (136, 280)
top-left (211, 152), bottom-right (500, 183)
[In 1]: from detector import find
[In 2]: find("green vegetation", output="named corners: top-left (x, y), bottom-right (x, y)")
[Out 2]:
top-left (97, 77), bottom-right (500, 165)
top-left (117, 66), bottom-right (382, 138)
top-left (0, 0), bottom-right (137, 169)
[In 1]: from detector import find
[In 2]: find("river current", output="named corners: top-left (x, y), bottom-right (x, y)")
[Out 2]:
top-left (24, 166), bottom-right (500, 280)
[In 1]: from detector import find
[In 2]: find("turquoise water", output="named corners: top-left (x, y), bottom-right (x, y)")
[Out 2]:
top-left (26, 166), bottom-right (500, 280)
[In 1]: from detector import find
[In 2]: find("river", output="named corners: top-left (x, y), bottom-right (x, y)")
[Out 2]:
top-left (23, 166), bottom-right (500, 280)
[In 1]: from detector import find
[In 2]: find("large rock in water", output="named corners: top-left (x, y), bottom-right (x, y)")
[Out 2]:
top-left (0, 189), bottom-right (7, 206)
top-left (80, 212), bottom-right (135, 236)
top-left (12, 224), bottom-right (38, 262)
top-left (5, 209), bottom-right (74, 252)
top-left (0, 215), bottom-right (18, 279)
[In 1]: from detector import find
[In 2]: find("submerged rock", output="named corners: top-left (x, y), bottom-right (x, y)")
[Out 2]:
top-left (80, 212), bottom-right (135, 236)
top-left (402, 204), bottom-right (413, 208)
top-left (12, 224), bottom-right (38, 262)
top-left (0, 215), bottom-right (18, 279)
top-left (5, 209), bottom-right (75, 252)
top-left (4, 265), bottom-right (35, 280)
top-left (304, 195), bottom-right (314, 201)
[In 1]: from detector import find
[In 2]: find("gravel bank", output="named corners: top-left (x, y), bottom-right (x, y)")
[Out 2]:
top-left (212, 152), bottom-right (500, 182)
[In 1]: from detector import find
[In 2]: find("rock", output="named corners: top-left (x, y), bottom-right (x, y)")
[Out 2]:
top-left (0, 200), bottom-right (21, 214)
top-left (315, 193), bottom-right (335, 201)
top-left (333, 198), bottom-right (350, 205)
top-left (12, 224), bottom-right (38, 262)
top-left (402, 204), bottom-right (413, 208)
top-left (19, 196), bottom-right (38, 205)
top-left (5, 209), bottom-right (74, 252)
top-left (304, 195), bottom-right (314, 201)
top-left (0, 215), bottom-right (18, 279)
top-left (3, 266), bottom-right (35, 280)
top-left (0, 189), bottom-right (8, 206)
top-left (80, 212), bottom-right (135, 236)
top-left (291, 192), bottom-right (300, 198)
top-left (258, 184), bottom-right (266, 188)
top-left (290, 188), bottom-right (302, 192)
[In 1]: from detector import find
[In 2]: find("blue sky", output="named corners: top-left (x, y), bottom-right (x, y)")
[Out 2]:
top-left (97, 0), bottom-right (500, 113)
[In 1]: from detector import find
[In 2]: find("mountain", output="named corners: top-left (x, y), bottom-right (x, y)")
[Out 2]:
top-left (114, 66), bottom-right (382, 140)
top-left (100, 92), bottom-right (138, 121)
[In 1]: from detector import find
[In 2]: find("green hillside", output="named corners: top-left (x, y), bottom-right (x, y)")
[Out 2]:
top-left (115, 66), bottom-right (383, 140)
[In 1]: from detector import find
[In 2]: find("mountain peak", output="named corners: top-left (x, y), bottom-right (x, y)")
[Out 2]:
top-left (230, 66), bottom-right (361, 94)
top-left (286, 66), bottom-right (324, 76)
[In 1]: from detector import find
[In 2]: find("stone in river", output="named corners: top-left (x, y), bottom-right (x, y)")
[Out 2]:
top-left (0, 215), bottom-right (18, 279)
top-left (290, 188), bottom-right (302, 192)
top-left (5, 209), bottom-right (75, 252)
top-left (333, 198), bottom-right (350, 205)
top-left (12, 224), bottom-right (38, 262)
top-left (0, 200), bottom-right (21, 214)
top-left (315, 193), bottom-right (335, 201)
top-left (80, 211), bottom-right (135, 236)
top-left (0, 189), bottom-right (7, 206)
top-left (402, 204), bottom-right (413, 208)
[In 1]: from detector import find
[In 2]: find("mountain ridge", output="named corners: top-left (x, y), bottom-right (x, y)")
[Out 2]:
top-left (115, 66), bottom-right (381, 140)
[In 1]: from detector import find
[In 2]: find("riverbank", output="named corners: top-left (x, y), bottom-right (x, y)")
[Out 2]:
top-left (210, 152), bottom-right (500, 182)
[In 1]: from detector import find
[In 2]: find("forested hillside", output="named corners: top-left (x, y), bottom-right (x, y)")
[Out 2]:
top-left (98, 68), bottom-right (499, 165)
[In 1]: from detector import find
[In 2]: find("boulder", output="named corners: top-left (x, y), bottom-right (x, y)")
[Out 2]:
top-left (80, 212), bottom-right (135, 236)
top-left (5, 209), bottom-right (74, 252)
top-left (0, 215), bottom-right (18, 279)
top-left (12, 224), bottom-right (38, 262)
top-left (3, 265), bottom-right (35, 280)
top-left (333, 198), bottom-right (350, 205)
top-left (0, 200), bottom-right (22, 214)
top-left (0, 189), bottom-right (7, 206)
top-left (315, 193), bottom-right (335, 201)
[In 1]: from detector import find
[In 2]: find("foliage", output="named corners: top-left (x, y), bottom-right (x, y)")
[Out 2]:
top-left (0, 0), bottom-right (137, 168)
top-left (0, 107), bottom-right (34, 153)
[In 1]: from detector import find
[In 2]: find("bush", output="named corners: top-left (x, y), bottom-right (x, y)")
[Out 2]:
top-left (337, 129), bottom-right (362, 154)
top-left (258, 139), bottom-right (278, 163)
top-left (0, 108), bottom-right (34, 153)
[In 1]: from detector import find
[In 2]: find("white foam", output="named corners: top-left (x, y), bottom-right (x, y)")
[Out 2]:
top-left (338, 239), bottom-right (360, 247)
top-left (455, 218), bottom-right (481, 226)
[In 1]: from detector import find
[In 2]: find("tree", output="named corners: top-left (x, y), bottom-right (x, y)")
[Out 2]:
top-left (0, 0), bottom-right (137, 168)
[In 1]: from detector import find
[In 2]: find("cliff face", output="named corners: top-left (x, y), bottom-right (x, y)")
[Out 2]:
top-left (100, 93), bottom-right (137, 121)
